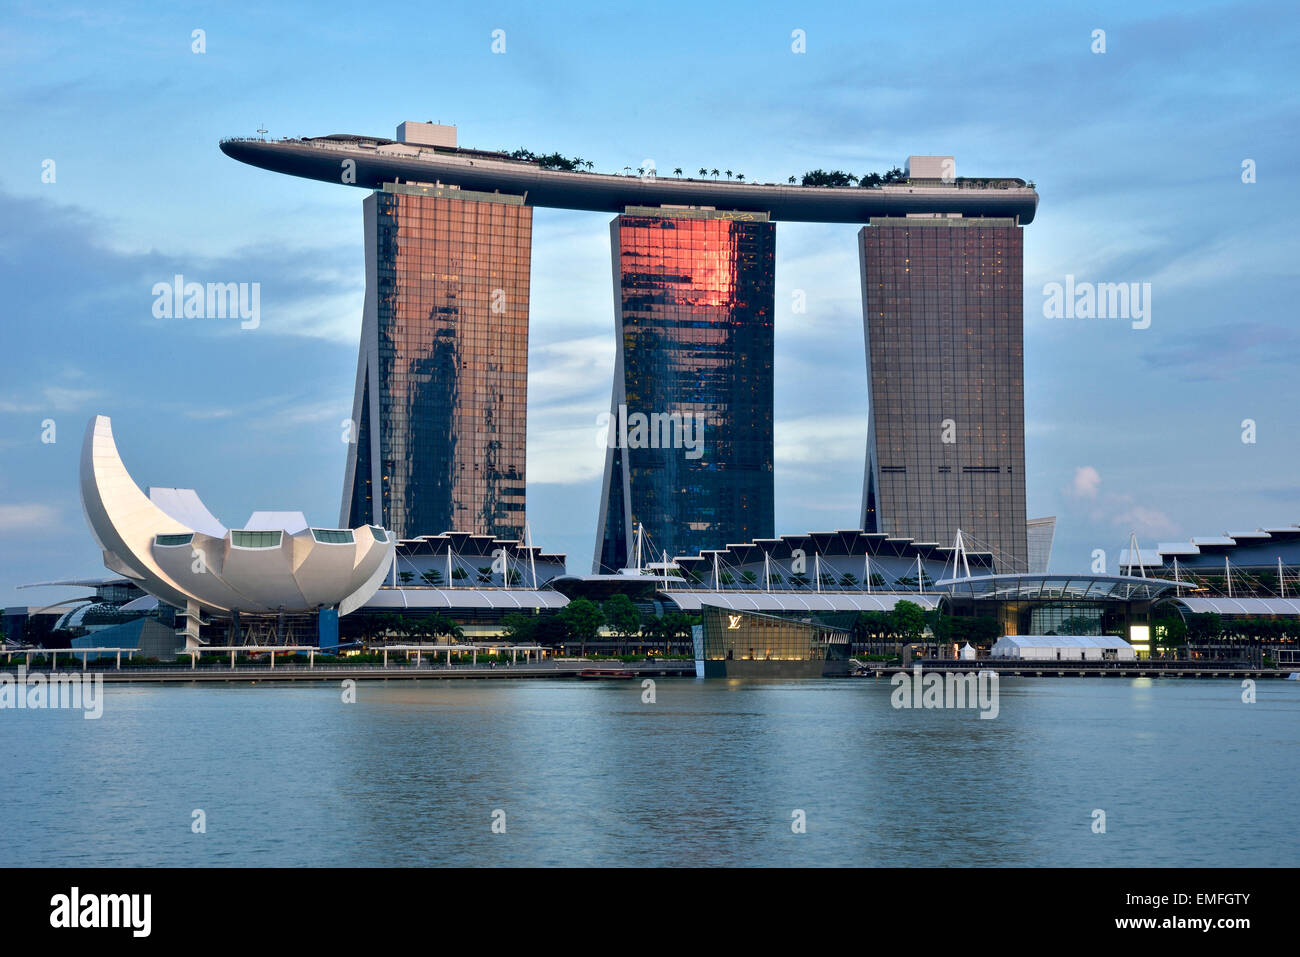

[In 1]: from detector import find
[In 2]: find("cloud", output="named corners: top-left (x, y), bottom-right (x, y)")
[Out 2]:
top-left (0, 504), bottom-right (59, 532)
top-left (0, 384), bottom-right (102, 414)
top-left (1109, 504), bottom-right (1179, 539)
top-left (1069, 465), bottom-right (1101, 499)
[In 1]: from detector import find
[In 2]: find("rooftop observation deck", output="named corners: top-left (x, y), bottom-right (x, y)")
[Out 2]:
top-left (219, 135), bottom-right (1039, 225)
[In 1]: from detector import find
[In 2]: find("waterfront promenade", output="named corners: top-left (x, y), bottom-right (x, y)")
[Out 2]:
top-left (2, 658), bottom-right (694, 683)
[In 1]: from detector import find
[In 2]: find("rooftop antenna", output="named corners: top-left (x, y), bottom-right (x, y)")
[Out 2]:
top-left (257, 124), bottom-right (268, 140)
top-left (952, 528), bottom-right (972, 580)
top-left (1129, 532), bottom-right (1147, 580)
top-left (524, 522), bottom-right (537, 589)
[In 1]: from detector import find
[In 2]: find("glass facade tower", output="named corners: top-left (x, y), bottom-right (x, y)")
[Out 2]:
top-left (858, 216), bottom-right (1027, 570)
top-left (594, 208), bottom-right (775, 572)
top-left (341, 183), bottom-right (531, 540)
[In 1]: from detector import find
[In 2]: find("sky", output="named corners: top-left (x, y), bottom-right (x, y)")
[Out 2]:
top-left (2, 0), bottom-right (1298, 610)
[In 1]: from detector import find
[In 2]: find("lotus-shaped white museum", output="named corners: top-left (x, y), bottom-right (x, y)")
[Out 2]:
top-left (79, 415), bottom-right (394, 619)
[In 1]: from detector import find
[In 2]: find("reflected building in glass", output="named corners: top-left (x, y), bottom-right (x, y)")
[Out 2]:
top-left (341, 182), bottom-right (531, 540)
top-left (594, 208), bottom-right (775, 572)
top-left (859, 215), bottom-right (1027, 570)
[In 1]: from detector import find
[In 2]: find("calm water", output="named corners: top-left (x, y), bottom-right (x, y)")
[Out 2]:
top-left (2, 676), bottom-right (1297, 867)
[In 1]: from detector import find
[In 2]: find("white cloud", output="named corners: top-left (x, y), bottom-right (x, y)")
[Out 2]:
top-left (0, 504), bottom-right (59, 532)
top-left (1069, 465), bottom-right (1101, 499)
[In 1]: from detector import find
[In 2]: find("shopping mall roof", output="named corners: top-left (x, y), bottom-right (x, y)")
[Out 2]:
top-left (937, 573), bottom-right (1185, 602)
top-left (1168, 596), bottom-right (1300, 616)
top-left (363, 588), bottom-right (569, 611)
top-left (661, 591), bottom-right (942, 613)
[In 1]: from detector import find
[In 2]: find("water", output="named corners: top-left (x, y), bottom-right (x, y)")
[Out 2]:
top-left (2, 676), bottom-right (1296, 866)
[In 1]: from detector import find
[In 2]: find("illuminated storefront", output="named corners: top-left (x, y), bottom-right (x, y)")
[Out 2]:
top-left (697, 604), bottom-right (851, 677)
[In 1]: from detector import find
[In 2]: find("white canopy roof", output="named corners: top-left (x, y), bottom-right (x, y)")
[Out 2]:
top-left (662, 591), bottom-right (942, 613)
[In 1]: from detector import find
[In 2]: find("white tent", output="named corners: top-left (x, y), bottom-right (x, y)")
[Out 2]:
top-left (990, 635), bottom-right (1135, 661)
top-left (959, 642), bottom-right (977, 660)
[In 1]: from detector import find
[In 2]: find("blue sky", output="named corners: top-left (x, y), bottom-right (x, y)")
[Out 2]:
top-left (2, 0), bottom-right (1299, 607)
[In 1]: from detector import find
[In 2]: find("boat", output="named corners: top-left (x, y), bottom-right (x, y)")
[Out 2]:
top-left (576, 668), bottom-right (637, 680)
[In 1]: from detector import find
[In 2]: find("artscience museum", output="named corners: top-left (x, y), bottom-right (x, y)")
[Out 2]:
top-left (78, 415), bottom-right (396, 648)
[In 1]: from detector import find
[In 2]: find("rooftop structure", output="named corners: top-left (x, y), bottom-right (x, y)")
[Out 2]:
top-left (220, 134), bottom-right (1039, 224)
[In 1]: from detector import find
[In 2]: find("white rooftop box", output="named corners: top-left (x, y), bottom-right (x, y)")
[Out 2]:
top-left (396, 121), bottom-right (457, 148)
top-left (906, 155), bottom-right (956, 182)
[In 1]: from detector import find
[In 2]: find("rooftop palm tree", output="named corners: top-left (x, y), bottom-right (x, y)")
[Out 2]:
top-left (673, 167), bottom-right (683, 177)
top-left (711, 168), bottom-right (719, 178)
top-left (585, 160), bottom-right (594, 171)
top-left (724, 169), bottom-right (733, 180)
top-left (736, 173), bottom-right (745, 182)
top-left (787, 175), bottom-right (796, 184)
top-left (698, 167), bottom-right (707, 177)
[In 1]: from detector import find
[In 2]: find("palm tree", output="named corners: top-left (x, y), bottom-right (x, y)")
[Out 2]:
top-left (711, 168), bottom-right (720, 179)
top-left (698, 167), bottom-right (708, 177)
top-left (636, 167), bottom-right (645, 176)
top-left (673, 167), bottom-right (683, 177)
top-left (623, 166), bottom-right (632, 176)
top-left (787, 175), bottom-right (796, 184)
top-left (585, 160), bottom-right (594, 171)
top-left (724, 169), bottom-right (733, 180)
top-left (736, 173), bottom-right (745, 182)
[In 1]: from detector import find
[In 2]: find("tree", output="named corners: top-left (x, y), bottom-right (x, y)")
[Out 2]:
top-left (698, 167), bottom-right (708, 177)
top-left (533, 616), bottom-right (572, 647)
top-left (969, 616), bottom-right (1002, 646)
top-left (858, 171), bottom-right (883, 188)
top-left (787, 175), bottom-right (796, 184)
top-left (724, 169), bottom-right (733, 180)
top-left (673, 167), bottom-right (683, 177)
top-left (476, 566), bottom-right (493, 584)
top-left (560, 598), bottom-right (605, 656)
top-left (890, 600), bottom-right (927, 643)
top-left (421, 570), bottom-right (443, 586)
top-left (741, 570), bottom-right (758, 585)
top-left (398, 571), bottom-right (414, 585)
top-left (501, 612), bottom-right (537, 643)
top-left (1153, 615), bottom-right (1187, 651)
top-left (736, 173), bottom-right (745, 182)
top-left (602, 594), bottom-right (642, 653)
top-left (839, 573), bottom-right (859, 588)
top-left (711, 168), bottom-right (720, 179)
top-left (801, 168), bottom-right (857, 188)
